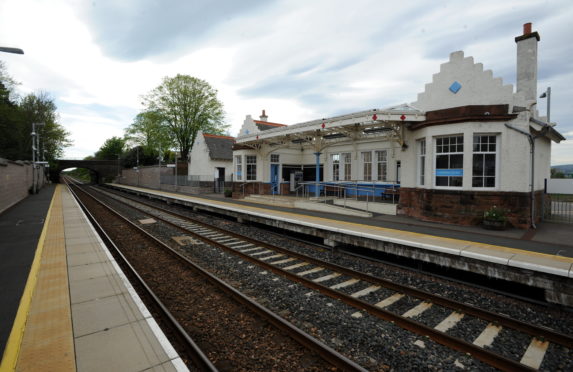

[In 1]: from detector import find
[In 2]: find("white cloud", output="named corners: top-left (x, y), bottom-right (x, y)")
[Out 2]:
top-left (1, 0), bottom-right (572, 164)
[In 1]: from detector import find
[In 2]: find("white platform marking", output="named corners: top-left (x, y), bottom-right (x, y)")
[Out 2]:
top-left (402, 302), bottom-right (432, 318)
top-left (283, 262), bottom-right (310, 270)
top-left (329, 278), bottom-right (359, 290)
top-left (312, 273), bottom-right (341, 283)
top-left (520, 338), bottom-right (549, 370)
top-left (271, 257), bottom-right (297, 265)
top-left (434, 312), bottom-right (464, 332)
top-left (259, 254), bottom-right (284, 261)
top-left (472, 324), bottom-right (502, 348)
top-left (374, 293), bottom-right (404, 308)
top-left (350, 285), bottom-right (380, 298)
top-left (297, 267), bottom-right (324, 276)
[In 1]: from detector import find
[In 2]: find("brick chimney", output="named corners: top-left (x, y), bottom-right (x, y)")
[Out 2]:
top-left (515, 22), bottom-right (540, 102)
top-left (259, 109), bottom-right (268, 122)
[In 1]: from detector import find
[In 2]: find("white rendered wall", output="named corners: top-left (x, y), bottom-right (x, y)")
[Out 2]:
top-left (412, 51), bottom-right (514, 112)
top-left (188, 134), bottom-right (233, 179)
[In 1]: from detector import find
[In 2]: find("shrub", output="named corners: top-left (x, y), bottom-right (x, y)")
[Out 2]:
top-left (483, 205), bottom-right (507, 222)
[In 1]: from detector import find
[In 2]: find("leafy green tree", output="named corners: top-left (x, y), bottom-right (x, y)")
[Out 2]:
top-left (142, 75), bottom-right (227, 160)
top-left (121, 145), bottom-right (159, 168)
top-left (94, 136), bottom-right (126, 160)
top-left (124, 110), bottom-right (174, 160)
top-left (19, 92), bottom-right (72, 162)
top-left (0, 86), bottom-right (71, 162)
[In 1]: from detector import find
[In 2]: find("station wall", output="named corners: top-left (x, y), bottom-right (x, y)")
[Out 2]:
top-left (0, 158), bottom-right (48, 214)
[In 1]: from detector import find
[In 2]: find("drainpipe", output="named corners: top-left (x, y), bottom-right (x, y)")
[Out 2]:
top-left (314, 152), bottom-right (321, 198)
top-left (505, 122), bottom-right (549, 229)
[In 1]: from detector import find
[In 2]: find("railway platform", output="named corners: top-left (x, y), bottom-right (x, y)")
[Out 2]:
top-left (0, 184), bottom-right (186, 371)
top-left (106, 183), bottom-right (573, 306)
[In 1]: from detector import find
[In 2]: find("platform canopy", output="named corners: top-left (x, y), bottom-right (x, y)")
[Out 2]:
top-left (235, 103), bottom-right (425, 151)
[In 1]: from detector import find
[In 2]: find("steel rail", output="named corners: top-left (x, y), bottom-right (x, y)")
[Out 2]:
top-left (65, 181), bottom-right (217, 372)
top-left (101, 184), bottom-right (573, 349)
top-left (71, 182), bottom-right (366, 372)
top-left (92, 185), bottom-right (541, 371)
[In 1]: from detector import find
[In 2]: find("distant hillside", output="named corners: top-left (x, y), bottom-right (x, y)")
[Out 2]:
top-left (552, 164), bottom-right (573, 174)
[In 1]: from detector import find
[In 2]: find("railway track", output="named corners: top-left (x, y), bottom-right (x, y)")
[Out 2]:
top-left (65, 179), bottom-right (365, 371)
top-left (86, 182), bottom-right (573, 371)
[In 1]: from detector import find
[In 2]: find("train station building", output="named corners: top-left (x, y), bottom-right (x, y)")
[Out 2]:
top-left (231, 23), bottom-right (565, 229)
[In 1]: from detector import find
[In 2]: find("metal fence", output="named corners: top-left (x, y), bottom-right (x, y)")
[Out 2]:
top-left (160, 174), bottom-right (233, 193)
top-left (543, 178), bottom-right (573, 223)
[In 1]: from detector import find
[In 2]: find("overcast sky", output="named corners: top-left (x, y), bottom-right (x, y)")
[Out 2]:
top-left (1, 0), bottom-right (572, 164)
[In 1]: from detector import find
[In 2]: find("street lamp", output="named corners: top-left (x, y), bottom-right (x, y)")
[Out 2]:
top-left (31, 122), bottom-right (44, 194)
top-left (539, 87), bottom-right (551, 123)
top-left (0, 47), bottom-right (24, 54)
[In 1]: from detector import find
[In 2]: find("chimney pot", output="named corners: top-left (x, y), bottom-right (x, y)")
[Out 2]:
top-left (523, 22), bottom-right (532, 35)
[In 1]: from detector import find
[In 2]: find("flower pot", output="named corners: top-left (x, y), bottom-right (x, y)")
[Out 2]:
top-left (482, 219), bottom-right (507, 230)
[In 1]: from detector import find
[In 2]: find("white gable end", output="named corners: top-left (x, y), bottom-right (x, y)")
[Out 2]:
top-left (412, 51), bottom-right (514, 112)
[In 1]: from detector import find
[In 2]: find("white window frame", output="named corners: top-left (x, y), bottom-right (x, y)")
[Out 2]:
top-left (246, 155), bottom-right (257, 181)
top-left (361, 151), bottom-right (372, 181)
top-left (235, 155), bottom-right (243, 181)
top-left (434, 135), bottom-right (464, 188)
top-left (472, 134), bottom-right (498, 189)
top-left (331, 154), bottom-right (340, 181)
top-left (270, 153), bottom-right (279, 163)
top-left (342, 152), bottom-right (352, 181)
top-left (417, 139), bottom-right (426, 186)
top-left (375, 150), bottom-right (387, 182)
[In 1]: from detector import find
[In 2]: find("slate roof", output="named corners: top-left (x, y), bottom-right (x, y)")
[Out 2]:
top-left (203, 133), bottom-right (235, 161)
top-left (254, 120), bottom-right (287, 131)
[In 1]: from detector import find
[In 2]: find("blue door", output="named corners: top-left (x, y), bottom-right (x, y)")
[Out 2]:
top-left (270, 164), bottom-right (279, 195)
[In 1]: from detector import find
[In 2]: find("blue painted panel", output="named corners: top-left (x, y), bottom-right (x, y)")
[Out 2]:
top-left (436, 169), bottom-right (463, 177)
top-left (449, 81), bottom-right (462, 94)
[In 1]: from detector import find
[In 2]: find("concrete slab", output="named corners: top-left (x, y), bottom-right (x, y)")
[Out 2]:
top-left (509, 253), bottom-right (572, 277)
top-left (71, 293), bottom-right (146, 337)
top-left (68, 261), bottom-right (118, 282)
top-left (69, 274), bottom-right (127, 304)
top-left (74, 319), bottom-right (172, 372)
top-left (67, 250), bottom-right (109, 266)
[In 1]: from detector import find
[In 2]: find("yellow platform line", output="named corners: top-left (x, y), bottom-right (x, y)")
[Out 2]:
top-left (110, 183), bottom-right (573, 264)
top-left (0, 186), bottom-right (59, 371)
top-left (0, 185), bottom-right (76, 372)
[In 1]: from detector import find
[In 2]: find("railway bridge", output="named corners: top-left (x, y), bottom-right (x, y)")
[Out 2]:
top-left (50, 159), bottom-right (119, 183)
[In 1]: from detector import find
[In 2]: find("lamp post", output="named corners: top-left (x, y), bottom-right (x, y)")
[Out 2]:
top-left (31, 122), bottom-right (44, 194)
top-left (539, 87), bottom-right (551, 123)
top-left (0, 47), bottom-right (24, 54)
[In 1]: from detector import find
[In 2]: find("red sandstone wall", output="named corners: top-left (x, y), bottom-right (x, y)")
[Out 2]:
top-left (399, 187), bottom-right (544, 229)
top-left (0, 159), bottom-right (47, 214)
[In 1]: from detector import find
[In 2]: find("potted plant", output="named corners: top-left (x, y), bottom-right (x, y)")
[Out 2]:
top-left (224, 189), bottom-right (233, 198)
top-left (483, 205), bottom-right (508, 230)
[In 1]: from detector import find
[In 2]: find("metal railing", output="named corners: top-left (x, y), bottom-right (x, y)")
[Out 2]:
top-left (240, 182), bottom-right (261, 197)
top-left (296, 181), bottom-right (400, 212)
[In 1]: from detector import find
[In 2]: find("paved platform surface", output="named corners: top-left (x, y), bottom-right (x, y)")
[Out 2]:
top-left (0, 184), bottom-right (56, 356)
top-left (108, 184), bottom-right (573, 278)
top-left (1, 185), bottom-right (186, 371)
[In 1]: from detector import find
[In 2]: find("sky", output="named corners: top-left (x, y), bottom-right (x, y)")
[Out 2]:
top-left (1, 0), bottom-right (572, 164)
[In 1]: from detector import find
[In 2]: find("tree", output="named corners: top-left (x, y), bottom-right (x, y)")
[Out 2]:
top-left (142, 75), bottom-right (227, 160)
top-left (0, 89), bottom-right (71, 162)
top-left (19, 92), bottom-right (72, 161)
top-left (124, 110), bottom-right (174, 160)
top-left (94, 136), bottom-right (126, 160)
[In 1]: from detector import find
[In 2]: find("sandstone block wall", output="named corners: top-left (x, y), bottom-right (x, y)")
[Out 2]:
top-left (399, 187), bottom-right (543, 229)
